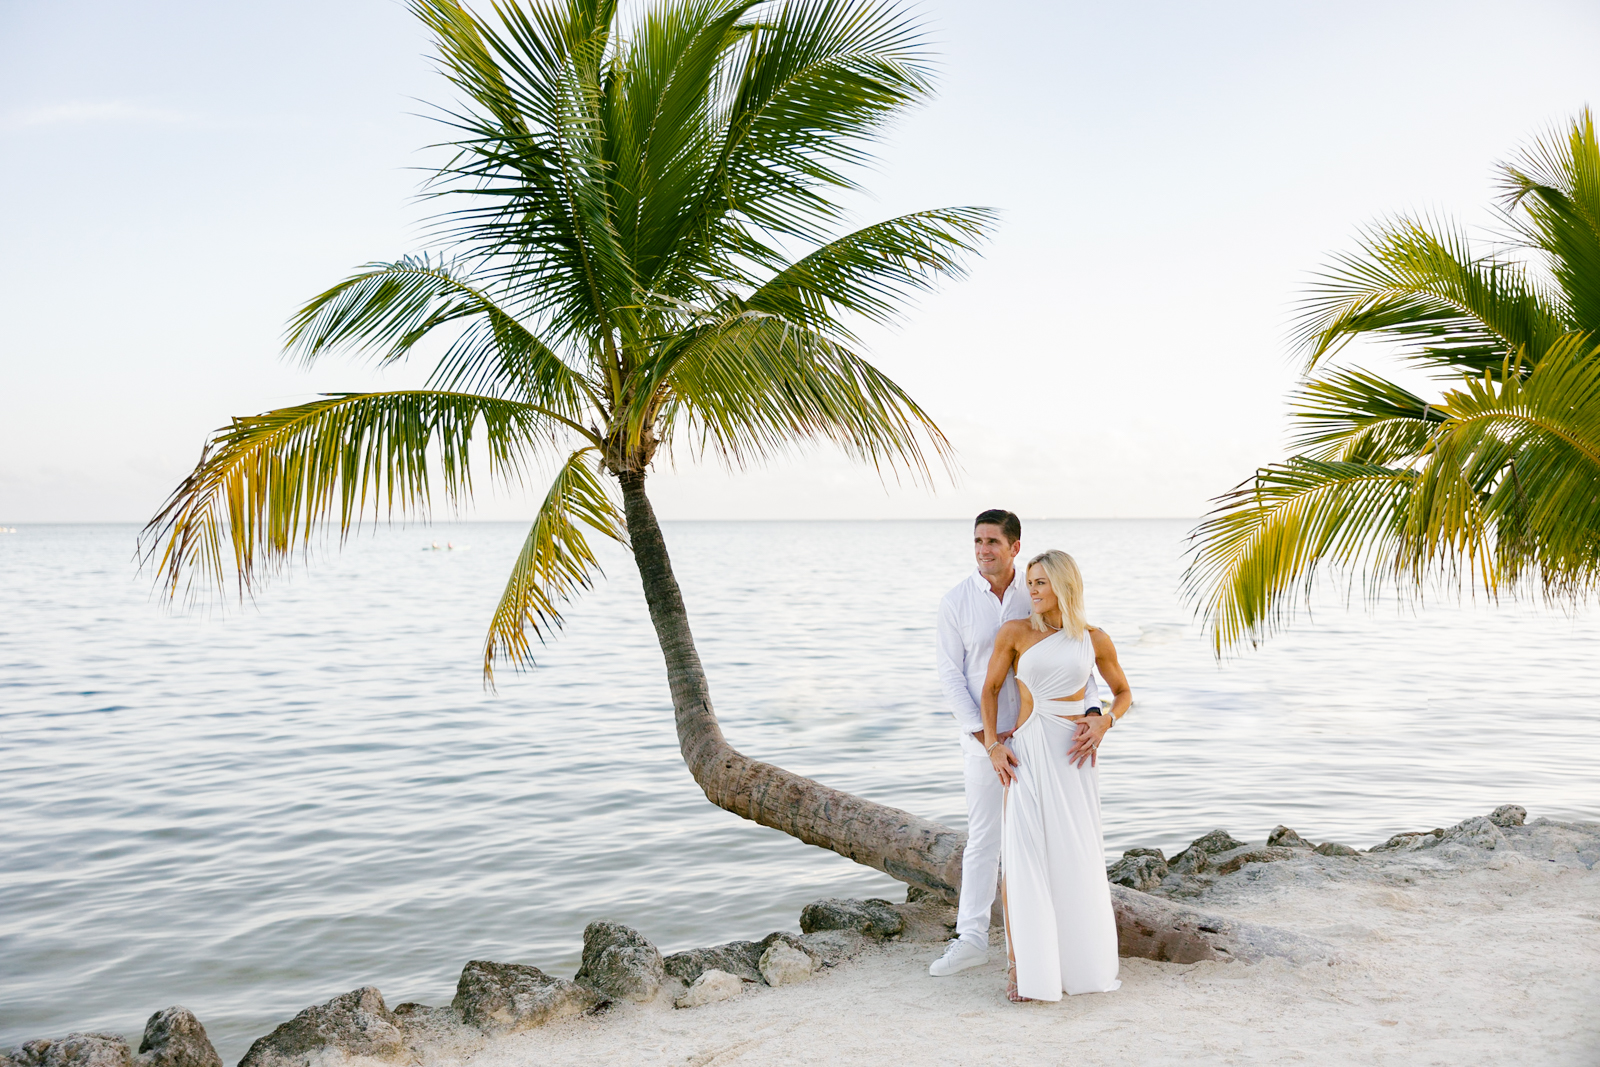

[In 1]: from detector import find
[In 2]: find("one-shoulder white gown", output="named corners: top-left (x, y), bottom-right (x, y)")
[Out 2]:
top-left (1003, 627), bottom-right (1121, 1000)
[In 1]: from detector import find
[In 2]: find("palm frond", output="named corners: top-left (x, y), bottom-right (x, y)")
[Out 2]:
top-left (1184, 459), bottom-right (1431, 653)
top-left (1188, 337), bottom-right (1600, 651)
top-left (743, 207), bottom-right (996, 335)
top-left (483, 447), bottom-right (627, 682)
top-left (1431, 335), bottom-right (1600, 596)
top-left (608, 0), bottom-right (755, 285)
top-left (1498, 107), bottom-right (1600, 334)
top-left (1294, 215), bottom-right (1565, 374)
top-left (711, 0), bottom-right (936, 245)
top-left (653, 312), bottom-right (950, 477)
top-left (1289, 366), bottom-right (1445, 463)
top-left (141, 390), bottom-right (543, 601)
top-left (285, 255), bottom-right (604, 432)
top-left (413, 0), bottom-right (637, 341)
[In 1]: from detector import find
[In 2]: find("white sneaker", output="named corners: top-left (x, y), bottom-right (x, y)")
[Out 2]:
top-left (929, 937), bottom-right (989, 976)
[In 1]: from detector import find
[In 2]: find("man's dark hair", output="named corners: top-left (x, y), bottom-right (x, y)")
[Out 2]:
top-left (974, 508), bottom-right (1022, 544)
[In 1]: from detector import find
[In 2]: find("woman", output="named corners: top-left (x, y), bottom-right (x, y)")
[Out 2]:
top-left (980, 549), bottom-right (1131, 1003)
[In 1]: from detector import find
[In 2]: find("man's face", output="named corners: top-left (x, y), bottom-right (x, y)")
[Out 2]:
top-left (973, 523), bottom-right (1020, 578)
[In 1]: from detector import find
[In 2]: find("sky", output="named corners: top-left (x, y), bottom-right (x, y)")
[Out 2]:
top-left (2, 0), bottom-right (1598, 523)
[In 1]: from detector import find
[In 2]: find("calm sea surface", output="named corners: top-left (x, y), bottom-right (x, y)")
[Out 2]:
top-left (2, 520), bottom-right (1597, 1060)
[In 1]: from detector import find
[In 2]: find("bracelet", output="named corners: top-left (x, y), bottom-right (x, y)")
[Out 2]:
top-left (985, 740), bottom-right (1000, 753)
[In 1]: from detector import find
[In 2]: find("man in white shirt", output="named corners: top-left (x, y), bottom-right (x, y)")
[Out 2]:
top-left (928, 509), bottom-right (1102, 976)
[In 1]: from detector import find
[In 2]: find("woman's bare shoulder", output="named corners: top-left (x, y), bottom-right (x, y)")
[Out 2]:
top-left (996, 618), bottom-right (1033, 642)
top-left (1087, 625), bottom-right (1116, 649)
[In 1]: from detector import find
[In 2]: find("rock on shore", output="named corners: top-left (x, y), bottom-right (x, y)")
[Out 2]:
top-left (2, 1009), bottom-right (221, 1067)
top-left (237, 987), bottom-right (407, 1067)
top-left (573, 922), bottom-right (664, 1003)
top-left (135, 1010), bottom-right (221, 1067)
top-left (452, 961), bottom-right (601, 1034)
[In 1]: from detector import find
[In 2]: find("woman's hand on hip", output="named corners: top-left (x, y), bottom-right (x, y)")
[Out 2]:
top-left (990, 743), bottom-right (1019, 785)
top-left (1067, 716), bottom-right (1111, 768)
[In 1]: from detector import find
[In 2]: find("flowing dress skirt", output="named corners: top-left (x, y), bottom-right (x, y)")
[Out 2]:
top-left (1002, 704), bottom-right (1122, 1000)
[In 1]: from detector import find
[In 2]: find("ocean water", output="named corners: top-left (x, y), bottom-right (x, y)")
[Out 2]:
top-left (2, 520), bottom-right (1596, 1061)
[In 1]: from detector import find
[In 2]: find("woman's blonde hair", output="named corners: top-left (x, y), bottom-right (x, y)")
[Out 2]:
top-left (1027, 550), bottom-right (1088, 637)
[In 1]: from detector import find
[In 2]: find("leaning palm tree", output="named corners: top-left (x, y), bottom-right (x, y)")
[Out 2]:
top-left (142, 0), bottom-right (991, 897)
top-left (1187, 109), bottom-right (1600, 652)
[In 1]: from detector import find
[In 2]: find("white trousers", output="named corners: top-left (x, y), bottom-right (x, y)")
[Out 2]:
top-left (956, 733), bottom-right (1004, 946)
top-left (1002, 706), bottom-right (1121, 999)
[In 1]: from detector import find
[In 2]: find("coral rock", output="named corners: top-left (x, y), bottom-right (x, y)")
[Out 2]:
top-left (1188, 829), bottom-right (1248, 855)
top-left (1213, 846), bottom-right (1297, 875)
top-left (6, 1035), bottom-right (130, 1067)
top-left (452, 961), bottom-right (601, 1034)
top-left (1489, 805), bottom-right (1527, 828)
top-left (1440, 816), bottom-right (1507, 850)
top-left (574, 922), bottom-right (665, 1003)
top-left (799, 898), bottom-right (904, 939)
top-left (1266, 826), bottom-right (1313, 849)
top-left (136, 1008), bottom-right (220, 1067)
top-left (1107, 853), bottom-right (1169, 892)
top-left (663, 942), bottom-right (763, 985)
top-left (674, 970), bottom-right (744, 1009)
top-left (237, 987), bottom-right (406, 1067)
top-left (758, 943), bottom-right (814, 987)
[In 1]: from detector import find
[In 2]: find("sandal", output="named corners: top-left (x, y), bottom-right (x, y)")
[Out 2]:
top-left (1006, 962), bottom-right (1033, 1003)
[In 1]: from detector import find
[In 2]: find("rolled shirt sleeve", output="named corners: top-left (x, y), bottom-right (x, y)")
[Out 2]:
top-left (936, 595), bottom-right (984, 734)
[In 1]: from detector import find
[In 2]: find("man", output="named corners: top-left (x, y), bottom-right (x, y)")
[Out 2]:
top-left (928, 509), bottom-right (1101, 976)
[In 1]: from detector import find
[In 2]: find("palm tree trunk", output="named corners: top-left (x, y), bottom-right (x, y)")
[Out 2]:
top-left (616, 469), bottom-right (965, 900)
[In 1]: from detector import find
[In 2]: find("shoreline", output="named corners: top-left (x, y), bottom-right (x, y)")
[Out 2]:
top-left (6, 806), bottom-right (1597, 1067)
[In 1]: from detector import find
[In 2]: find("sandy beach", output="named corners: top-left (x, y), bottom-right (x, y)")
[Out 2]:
top-left (152, 811), bottom-right (1596, 1067)
top-left (442, 813), bottom-right (1599, 1066)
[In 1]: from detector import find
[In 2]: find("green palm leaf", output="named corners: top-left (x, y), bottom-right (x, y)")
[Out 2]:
top-left (414, 0), bottom-right (635, 340)
top-left (143, 390), bottom-right (543, 600)
top-left (744, 207), bottom-right (995, 334)
top-left (483, 447), bottom-right (627, 681)
top-left (657, 314), bottom-right (950, 476)
top-left (1289, 367), bottom-right (1444, 463)
top-left (716, 0), bottom-right (933, 245)
top-left (1184, 460), bottom-right (1429, 653)
top-left (1498, 107), bottom-right (1600, 334)
top-left (286, 256), bottom-right (602, 429)
top-left (1192, 111), bottom-right (1600, 652)
top-left (1294, 216), bottom-right (1564, 374)
top-left (1429, 336), bottom-right (1600, 595)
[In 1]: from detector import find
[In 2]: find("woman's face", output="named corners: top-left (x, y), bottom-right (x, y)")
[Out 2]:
top-left (1026, 564), bottom-right (1058, 617)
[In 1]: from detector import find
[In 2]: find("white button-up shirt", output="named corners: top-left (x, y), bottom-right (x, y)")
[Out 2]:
top-left (936, 567), bottom-right (1101, 738)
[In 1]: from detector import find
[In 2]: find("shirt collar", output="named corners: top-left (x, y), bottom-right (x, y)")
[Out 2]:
top-left (970, 567), bottom-right (1025, 599)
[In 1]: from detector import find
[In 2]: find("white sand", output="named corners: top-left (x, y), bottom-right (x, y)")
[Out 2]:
top-left (453, 817), bottom-right (1600, 1067)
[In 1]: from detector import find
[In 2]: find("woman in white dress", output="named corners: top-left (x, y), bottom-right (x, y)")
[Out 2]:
top-left (979, 549), bottom-right (1131, 1002)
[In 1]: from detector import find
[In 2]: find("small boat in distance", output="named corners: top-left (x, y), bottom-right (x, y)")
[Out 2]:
top-left (422, 541), bottom-right (469, 551)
